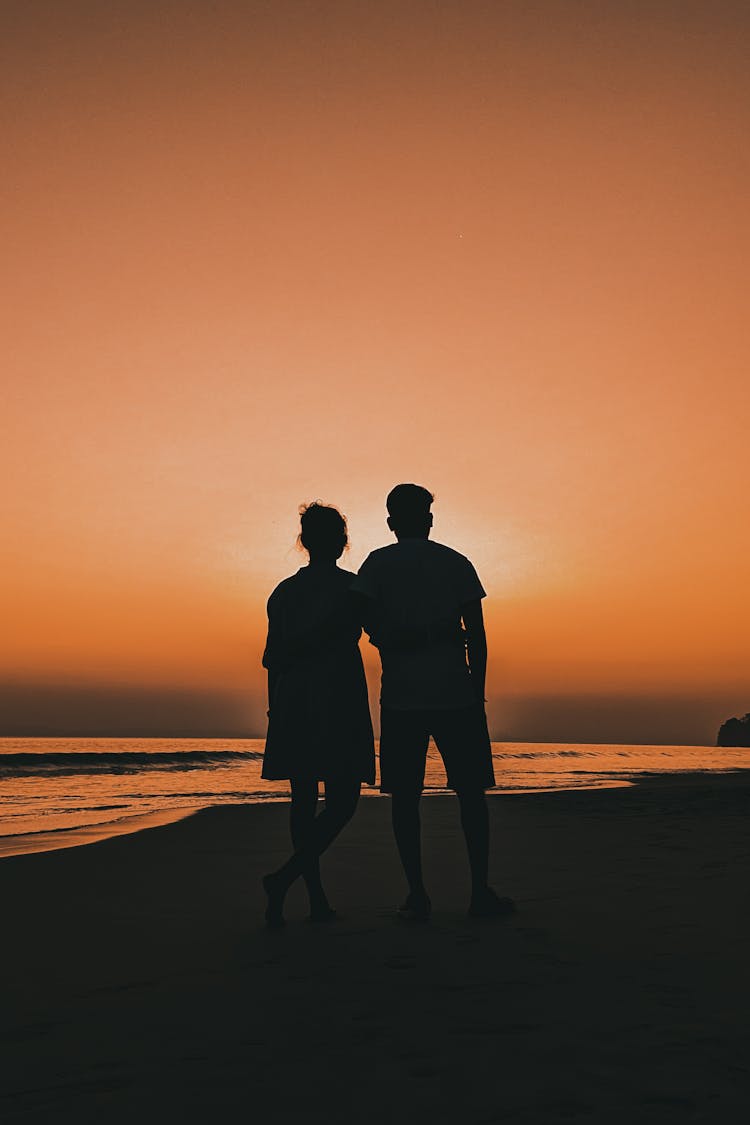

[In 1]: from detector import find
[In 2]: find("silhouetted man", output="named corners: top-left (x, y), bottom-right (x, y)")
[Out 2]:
top-left (353, 484), bottom-right (514, 920)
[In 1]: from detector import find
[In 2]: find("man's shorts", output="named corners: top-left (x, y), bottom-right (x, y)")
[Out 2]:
top-left (379, 704), bottom-right (495, 794)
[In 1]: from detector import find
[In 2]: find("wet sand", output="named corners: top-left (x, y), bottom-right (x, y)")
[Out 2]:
top-left (0, 807), bottom-right (198, 859)
top-left (1, 775), bottom-right (749, 1123)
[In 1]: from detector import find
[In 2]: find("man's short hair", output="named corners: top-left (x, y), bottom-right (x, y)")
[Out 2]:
top-left (386, 483), bottom-right (434, 524)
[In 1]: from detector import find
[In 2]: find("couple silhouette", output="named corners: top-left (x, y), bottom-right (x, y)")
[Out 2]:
top-left (261, 483), bottom-right (514, 927)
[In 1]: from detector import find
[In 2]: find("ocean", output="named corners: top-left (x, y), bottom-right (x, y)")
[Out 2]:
top-left (1, 737), bottom-right (747, 858)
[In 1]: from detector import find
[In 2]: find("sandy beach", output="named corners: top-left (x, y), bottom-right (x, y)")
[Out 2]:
top-left (2, 775), bottom-right (749, 1124)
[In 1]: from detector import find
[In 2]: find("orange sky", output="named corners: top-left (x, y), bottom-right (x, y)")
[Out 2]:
top-left (2, 2), bottom-right (749, 741)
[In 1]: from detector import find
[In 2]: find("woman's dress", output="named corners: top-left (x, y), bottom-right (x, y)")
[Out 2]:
top-left (261, 566), bottom-right (375, 784)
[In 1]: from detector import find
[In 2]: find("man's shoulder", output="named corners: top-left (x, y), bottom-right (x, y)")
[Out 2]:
top-left (425, 540), bottom-right (478, 571)
top-left (427, 540), bottom-right (472, 562)
top-left (361, 540), bottom-right (476, 568)
top-left (360, 544), bottom-right (400, 567)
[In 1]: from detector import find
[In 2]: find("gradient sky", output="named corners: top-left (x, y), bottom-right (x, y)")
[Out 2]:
top-left (2, 1), bottom-right (749, 741)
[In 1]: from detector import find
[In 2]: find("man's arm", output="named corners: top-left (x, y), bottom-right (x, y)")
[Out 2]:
top-left (461, 598), bottom-right (487, 705)
top-left (350, 589), bottom-right (382, 648)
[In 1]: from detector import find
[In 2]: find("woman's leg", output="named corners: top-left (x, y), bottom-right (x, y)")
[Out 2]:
top-left (319, 775), bottom-right (361, 845)
top-left (264, 777), bottom-right (361, 912)
top-left (289, 776), bottom-right (330, 915)
top-left (308, 777), bottom-right (360, 919)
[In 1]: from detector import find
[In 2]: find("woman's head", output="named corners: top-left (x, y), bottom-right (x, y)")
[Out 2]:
top-left (298, 502), bottom-right (348, 562)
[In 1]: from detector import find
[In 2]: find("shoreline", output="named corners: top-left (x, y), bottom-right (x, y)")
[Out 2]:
top-left (0, 806), bottom-right (200, 860)
top-left (0, 783), bottom-right (624, 860)
top-left (1, 767), bottom-right (747, 859)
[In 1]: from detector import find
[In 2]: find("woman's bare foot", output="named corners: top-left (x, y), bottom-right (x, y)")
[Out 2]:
top-left (262, 872), bottom-right (287, 928)
top-left (468, 886), bottom-right (516, 919)
top-left (309, 904), bottom-right (338, 923)
top-left (397, 890), bottom-right (432, 923)
top-left (307, 890), bottom-right (337, 922)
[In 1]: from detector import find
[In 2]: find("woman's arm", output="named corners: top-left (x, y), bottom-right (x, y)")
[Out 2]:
top-left (262, 592), bottom-right (283, 670)
top-left (262, 593), bottom-right (284, 712)
top-left (266, 667), bottom-right (281, 714)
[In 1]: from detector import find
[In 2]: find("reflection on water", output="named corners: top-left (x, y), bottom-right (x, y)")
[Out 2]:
top-left (1, 737), bottom-right (747, 856)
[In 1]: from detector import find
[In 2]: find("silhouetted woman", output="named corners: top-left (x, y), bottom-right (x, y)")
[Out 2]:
top-left (261, 503), bottom-right (375, 926)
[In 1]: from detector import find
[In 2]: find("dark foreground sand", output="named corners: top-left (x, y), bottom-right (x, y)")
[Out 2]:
top-left (1, 776), bottom-right (749, 1124)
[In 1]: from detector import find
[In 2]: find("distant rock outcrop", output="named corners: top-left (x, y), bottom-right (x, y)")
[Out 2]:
top-left (717, 713), bottom-right (750, 747)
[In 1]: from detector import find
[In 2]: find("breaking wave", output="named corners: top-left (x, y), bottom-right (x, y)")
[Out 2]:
top-left (0, 750), bottom-right (262, 779)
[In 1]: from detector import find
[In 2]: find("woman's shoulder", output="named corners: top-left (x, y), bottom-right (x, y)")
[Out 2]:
top-left (334, 566), bottom-right (358, 587)
top-left (267, 570), bottom-right (306, 607)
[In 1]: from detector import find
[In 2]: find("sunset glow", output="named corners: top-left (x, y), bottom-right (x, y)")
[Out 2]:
top-left (3, 2), bottom-right (748, 741)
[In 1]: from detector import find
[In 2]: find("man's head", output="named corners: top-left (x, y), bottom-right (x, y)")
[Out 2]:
top-left (386, 483), bottom-right (434, 540)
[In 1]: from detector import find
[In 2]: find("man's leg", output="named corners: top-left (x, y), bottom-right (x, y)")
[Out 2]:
top-left (391, 789), bottom-right (426, 896)
top-left (391, 789), bottom-right (431, 919)
top-left (457, 787), bottom-right (515, 916)
top-left (380, 708), bottom-right (431, 917)
top-left (435, 708), bottom-right (514, 917)
top-left (456, 787), bottom-right (489, 895)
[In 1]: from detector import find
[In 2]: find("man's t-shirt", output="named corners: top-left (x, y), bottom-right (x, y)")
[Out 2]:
top-left (352, 539), bottom-right (486, 710)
